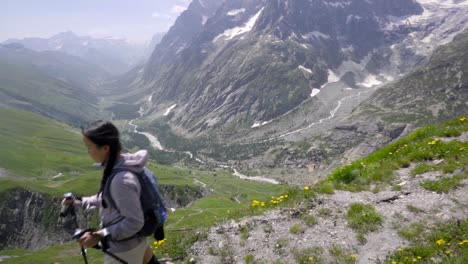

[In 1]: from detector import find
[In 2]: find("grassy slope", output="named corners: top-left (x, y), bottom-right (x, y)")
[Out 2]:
top-left (0, 61), bottom-right (100, 125)
top-left (0, 107), bottom-right (288, 263)
top-left (319, 116), bottom-right (468, 192)
top-left (4, 108), bottom-right (464, 263)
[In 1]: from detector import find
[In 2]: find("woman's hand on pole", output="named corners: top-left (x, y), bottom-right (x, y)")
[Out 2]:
top-left (78, 232), bottom-right (100, 248)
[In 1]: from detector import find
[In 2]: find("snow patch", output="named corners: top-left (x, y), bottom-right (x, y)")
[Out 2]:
top-left (357, 75), bottom-right (382, 88)
top-left (137, 107), bottom-right (145, 117)
top-left (304, 31), bottom-right (330, 40)
top-left (298, 65), bottom-right (312, 74)
top-left (346, 14), bottom-right (362, 24)
top-left (252, 121), bottom-right (271, 128)
top-left (163, 104), bottom-right (177, 116)
top-left (227, 8), bottom-right (245, 16)
top-left (324, 1), bottom-right (351, 8)
top-left (327, 69), bottom-right (340, 83)
top-left (213, 8), bottom-right (264, 42)
top-left (199, 0), bottom-right (206, 7)
top-left (206, 117), bottom-right (220, 127)
top-left (202, 16), bottom-right (208, 25)
top-left (195, 158), bottom-right (206, 164)
top-left (320, 70), bottom-right (340, 89)
top-left (310, 88), bottom-right (321, 98)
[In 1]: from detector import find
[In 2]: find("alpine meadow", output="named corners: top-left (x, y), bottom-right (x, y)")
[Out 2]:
top-left (0, 0), bottom-right (467, 263)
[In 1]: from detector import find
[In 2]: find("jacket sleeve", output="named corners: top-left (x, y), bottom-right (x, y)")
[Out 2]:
top-left (102, 171), bottom-right (144, 241)
top-left (80, 194), bottom-right (101, 210)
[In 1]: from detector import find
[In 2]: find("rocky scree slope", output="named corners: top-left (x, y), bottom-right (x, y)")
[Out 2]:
top-left (189, 127), bottom-right (468, 263)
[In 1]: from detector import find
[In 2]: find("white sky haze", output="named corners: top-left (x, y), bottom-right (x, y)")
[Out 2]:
top-left (0, 0), bottom-right (192, 43)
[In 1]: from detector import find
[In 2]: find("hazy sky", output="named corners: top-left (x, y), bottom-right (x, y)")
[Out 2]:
top-left (0, 0), bottom-right (192, 44)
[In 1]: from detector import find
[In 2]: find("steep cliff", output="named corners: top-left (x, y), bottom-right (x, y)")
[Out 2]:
top-left (0, 184), bottom-right (205, 250)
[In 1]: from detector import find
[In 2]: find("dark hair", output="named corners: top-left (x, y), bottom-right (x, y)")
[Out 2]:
top-left (81, 120), bottom-right (122, 208)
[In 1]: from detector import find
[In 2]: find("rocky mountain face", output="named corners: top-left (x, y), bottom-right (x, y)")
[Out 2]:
top-left (97, 0), bottom-right (223, 101)
top-left (358, 28), bottom-right (468, 123)
top-left (124, 0), bottom-right (429, 136)
top-left (102, 0), bottom-right (467, 184)
top-left (333, 27), bottom-right (468, 164)
top-left (4, 31), bottom-right (148, 75)
top-left (256, 27), bottom-right (468, 186)
top-left (0, 186), bottom-right (205, 250)
top-left (0, 189), bottom-right (76, 250)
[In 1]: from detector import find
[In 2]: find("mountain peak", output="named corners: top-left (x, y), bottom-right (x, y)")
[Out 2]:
top-left (51, 31), bottom-right (79, 40)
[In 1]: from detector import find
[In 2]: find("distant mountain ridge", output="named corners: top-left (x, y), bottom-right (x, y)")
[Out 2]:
top-left (4, 31), bottom-right (149, 75)
top-left (0, 44), bottom-right (104, 125)
top-left (0, 43), bottom-right (110, 92)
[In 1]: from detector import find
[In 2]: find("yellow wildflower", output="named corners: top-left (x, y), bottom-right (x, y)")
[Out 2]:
top-left (389, 152), bottom-right (393, 155)
top-left (153, 238), bottom-right (167, 249)
top-left (445, 250), bottom-right (451, 255)
top-left (436, 239), bottom-right (446, 246)
top-left (460, 117), bottom-right (466, 121)
top-left (284, 194), bottom-right (288, 198)
top-left (417, 256), bottom-right (422, 260)
top-left (261, 202), bottom-right (265, 207)
top-left (304, 186), bottom-right (310, 191)
top-left (308, 256), bottom-right (314, 261)
top-left (392, 261), bottom-right (397, 264)
top-left (349, 254), bottom-right (357, 259)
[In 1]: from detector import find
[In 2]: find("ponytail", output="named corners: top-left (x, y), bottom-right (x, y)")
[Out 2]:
top-left (81, 120), bottom-right (122, 208)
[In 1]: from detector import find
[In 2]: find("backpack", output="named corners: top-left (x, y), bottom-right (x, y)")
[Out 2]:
top-left (104, 167), bottom-right (167, 241)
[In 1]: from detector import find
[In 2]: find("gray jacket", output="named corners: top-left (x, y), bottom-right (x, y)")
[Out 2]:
top-left (81, 150), bottom-right (148, 253)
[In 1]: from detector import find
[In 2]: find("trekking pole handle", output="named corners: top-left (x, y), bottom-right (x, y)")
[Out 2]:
top-left (60, 192), bottom-right (75, 217)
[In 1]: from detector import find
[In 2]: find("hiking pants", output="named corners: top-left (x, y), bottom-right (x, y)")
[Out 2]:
top-left (104, 240), bottom-right (147, 264)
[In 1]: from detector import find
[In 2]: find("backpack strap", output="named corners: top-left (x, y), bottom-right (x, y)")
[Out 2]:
top-left (103, 168), bottom-right (131, 212)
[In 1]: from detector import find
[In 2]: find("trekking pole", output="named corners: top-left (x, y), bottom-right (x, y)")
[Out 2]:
top-left (73, 216), bottom-right (89, 264)
top-left (61, 193), bottom-right (128, 264)
top-left (60, 193), bottom-right (89, 264)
